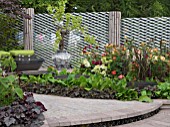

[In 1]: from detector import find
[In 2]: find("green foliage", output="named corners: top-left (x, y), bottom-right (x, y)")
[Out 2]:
top-left (139, 90), bottom-right (153, 102)
top-left (0, 58), bottom-right (23, 107)
top-left (116, 88), bottom-right (138, 101)
top-left (47, 0), bottom-right (96, 51)
top-left (20, 72), bottom-right (138, 101)
top-left (59, 68), bottom-right (68, 75)
top-left (151, 0), bottom-right (165, 17)
top-left (0, 75), bottom-right (23, 107)
top-left (112, 77), bottom-right (138, 101)
top-left (47, 66), bottom-right (58, 75)
top-left (0, 14), bottom-right (23, 51)
top-left (84, 35), bottom-right (96, 45)
top-left (68, 0), bottom-right (168, 18)
top-left (0, 51), bottom-right (10, 58)
top-left (66, 0), bottom-right (117, 13)
top-left (0, 56), bottom-right (17, 72)
top-left (21, 0), bottom-right (59, 13)
top-left (21, 0), bottom-right (170, 18)
top-left (21, 73), bottom-right (55, 86)
top-left (155, 82), bottom-right (170, 99)
top-left (18, 59), bottom-right (170, 103)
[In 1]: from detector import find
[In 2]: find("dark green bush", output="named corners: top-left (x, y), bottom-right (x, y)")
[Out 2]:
top-left (0, 14), bottom-right (23, 51)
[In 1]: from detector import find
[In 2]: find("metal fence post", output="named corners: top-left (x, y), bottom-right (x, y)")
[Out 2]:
top-left (109, 11), bottom-right (121, 46)
top-left (24, 8), bottom-right (34, 50)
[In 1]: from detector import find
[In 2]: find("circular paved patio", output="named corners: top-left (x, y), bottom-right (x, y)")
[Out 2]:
top-left (34, 94), bottom-right (169, 127)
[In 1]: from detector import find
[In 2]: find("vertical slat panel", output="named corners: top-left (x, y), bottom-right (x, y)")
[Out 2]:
top-left (24, 8), bottom-right (34, 50)
top-left (109, 11), bottom-right (121, 46)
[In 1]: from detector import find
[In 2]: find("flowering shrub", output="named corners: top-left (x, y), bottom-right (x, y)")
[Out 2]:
top-left (104, 44), bottom-right (130, 78)
top-left (80, 43), bottom-right (129, 79)
top-left (80, 39), bottom-right (170, 81)
top-left (80, 44), bottom-right (102, 74)
top-left (128, 40), bottom-right (170, 81)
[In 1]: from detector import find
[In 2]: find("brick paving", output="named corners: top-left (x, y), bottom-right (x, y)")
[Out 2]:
top-left (34, 94), bottom-right (170, 127)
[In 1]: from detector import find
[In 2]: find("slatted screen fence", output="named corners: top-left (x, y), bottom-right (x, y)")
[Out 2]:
top-left (121, 17), bottom-right (170, 48)
top-left (19, 10), bottom-right (170, 68)
top-left (33, 12), bottom-right (111, 67)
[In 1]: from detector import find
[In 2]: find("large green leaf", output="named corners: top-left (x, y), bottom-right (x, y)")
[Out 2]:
top-left (48, 77), bottom-right (57, 84)
top-left (5, 75), bottom-right (16, 83)
top-left (11, 60), bottom-right (17, 71)
top-left (15, 88), bottom-right (23, 99)
top-left (141, 90), bottom-right (147, 96)
top-left (20, 75), bottom-right (28, 80)
top-left (56, 80), bottom-right (66, 86)
top-left (139, 95), bottom-right (152, 103)
top-left (84, 87), bottom-right (92, 91)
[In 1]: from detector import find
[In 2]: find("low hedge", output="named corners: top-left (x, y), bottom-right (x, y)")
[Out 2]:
top-left (0, 51), bottom-right (10, 58)
top-left (10, 50), bottom-right (34, 56)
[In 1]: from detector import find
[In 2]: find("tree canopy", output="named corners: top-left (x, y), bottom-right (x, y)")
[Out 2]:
top-left (0, 0), bottom-right (31, 19)
top-left (66, 0), bottom-right (168, 18)
top-left (20, 0), bottom-right (170, 18)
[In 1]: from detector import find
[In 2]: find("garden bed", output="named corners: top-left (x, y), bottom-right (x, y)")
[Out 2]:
top-left (19, 70), bottom-right (161, 101)
top-left (22, 84), bottom-right (159, 100)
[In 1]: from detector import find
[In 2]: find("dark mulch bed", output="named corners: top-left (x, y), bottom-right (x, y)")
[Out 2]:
top-left (22, 85), bottom-right (117, 99)
top-left (21, 83), bottom-right (158, 100)
top-left (127, 81), bottom-right (157, 89)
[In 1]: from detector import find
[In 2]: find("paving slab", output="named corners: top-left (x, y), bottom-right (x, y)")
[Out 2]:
top-left (33, 94), bottom-right (170, 127)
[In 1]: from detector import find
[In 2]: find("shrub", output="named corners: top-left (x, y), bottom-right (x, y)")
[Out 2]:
top-left (80, 39), bottom-right (170, 81)
top-left (0, 14), bottom-right (24, 51)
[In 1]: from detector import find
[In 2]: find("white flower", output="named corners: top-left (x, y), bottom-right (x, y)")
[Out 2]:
top-left (160, 56), bottom-right (165, 61)
top-left (126, 49), bottom-right (130, 58)
top-left (83, 59), bottom-right (91, 67)
top-left (92, 65), bottom-right (100, 72)
top-left (91, 64), bottom-right (107, 76)
top-left (101, 71), bottom-right (106, 76)
top-left (153, 56), bottom-right (158, 61)
top-left (100, 64), bottom-right (107, 71)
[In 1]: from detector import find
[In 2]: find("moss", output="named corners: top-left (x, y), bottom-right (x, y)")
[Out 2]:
top-left (10, 50), bottom-right (34, 56)
top-left (0, 51), bottom-right (10, 58)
